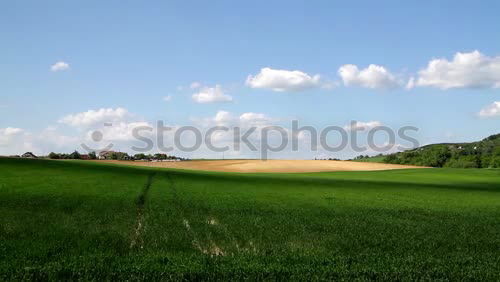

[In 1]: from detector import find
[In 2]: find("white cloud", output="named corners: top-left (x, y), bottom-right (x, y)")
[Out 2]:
top-left (57, 107), bottom-right (156, 150)
top-left (192, 85), bottom-right (233, 104)
top-left (163, 95), bottom-right (172, 102)
top-left (50, 61), bottom-right (70, 72)
top-left (0, 127), bottom-right (36, 155)
top-left (202, 111), bottom-right (273, 127)
top-left (412, 50), bottom-right (500, 89)
top-left (90, 121), bottom-right (153, 142)
top-left (479, 101), bottom-right (500, 118)
top-left (344, 121), bottom-right (383, 131)
top-left (239, 112), bottom-right (272, 125)
top-left (59, 107), bottom-right (130, 127)
top-left (0, 127), bottom-right (25, 152)
top-left (0, 108), bottom-right (157, 156)
top-left (246, 67), bottom-right (322, 92)
top-left (1, 127), bottom-right (24, 136)
top-left (191, 110), bottom-right (284, 157)
top-left (406, 77), bottom-right (415, 90)
top-left (213, 111), bottom-right (234, 125)
top-left (190, 82), bottom-right (201, 89)
top-left (338, 64), bottom-right (401, 89)
top-left (36, 127), bottom-right (80, 150)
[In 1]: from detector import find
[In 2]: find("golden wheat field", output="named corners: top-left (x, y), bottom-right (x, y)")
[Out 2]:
top-left (94, 159), bottom-right (424, 173)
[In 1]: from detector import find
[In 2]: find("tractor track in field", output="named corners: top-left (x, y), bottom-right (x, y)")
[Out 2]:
top-left (165, 173), bottom-right (246, 256)
top-left (130, 173), bottom-right (155, 249)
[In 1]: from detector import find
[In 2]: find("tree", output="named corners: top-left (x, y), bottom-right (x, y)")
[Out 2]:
top-left (134, 153), bottom-right (147, 160)
top-left (118, 152), bottom-right (130, 160)
top-left (490, 147), bottom-right (500, 168)
top-left (154, 153), bottom-right (167, 160)
top-left (69, 151), bottom-right (81, 159)
top-left (110, 152), bottom-right (130, 160)
top-left (432, 146), bottom-right (451, 167)
top-left (383, 154), bottom-right (399, 164)
top-left (89, 151), bottom-right (97, 160)
top-left (48, 152), bottom-right (60, 159)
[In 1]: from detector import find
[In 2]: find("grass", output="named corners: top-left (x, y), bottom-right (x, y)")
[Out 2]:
top-left (0, 158), bottom-right (499, 280)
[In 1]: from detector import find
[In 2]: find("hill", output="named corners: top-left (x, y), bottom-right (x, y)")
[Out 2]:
top-left (382, 133), bottom-right (500, 168)
top-left (0, 158), bottom-right (499, 279)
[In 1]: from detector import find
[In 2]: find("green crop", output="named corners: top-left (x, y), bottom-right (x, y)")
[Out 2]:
top-left (0, 158), bottom-right (499, 280)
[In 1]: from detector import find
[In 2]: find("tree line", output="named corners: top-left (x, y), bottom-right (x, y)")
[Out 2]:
top-left (47, 151), bottom-right (184, 161)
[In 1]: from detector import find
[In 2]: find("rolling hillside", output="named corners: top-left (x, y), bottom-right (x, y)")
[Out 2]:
top-left (380, 133), bottom-right (500, 168)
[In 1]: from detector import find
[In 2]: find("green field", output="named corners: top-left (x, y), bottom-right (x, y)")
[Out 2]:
top-left (1, 158), bottom-right (499, 280)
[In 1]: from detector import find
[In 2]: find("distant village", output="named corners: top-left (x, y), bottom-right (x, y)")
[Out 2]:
top-left (12, 151), bottom-right (186, 162)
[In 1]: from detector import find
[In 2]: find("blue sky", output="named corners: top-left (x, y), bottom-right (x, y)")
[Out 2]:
top-left (1, 1), bottom-right (499, 158)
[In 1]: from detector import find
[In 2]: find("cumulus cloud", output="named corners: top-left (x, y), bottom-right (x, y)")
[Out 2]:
top-left (90, 121), bottom-right (153, 142)
top-left (0, 127), bottom-right (25, 150)
top-left (1, 127), bottom-right (24, 136)
top-left (246, 67), bottom-right (322, 92)
top-left (192, 85), bottom-right (233, 104)
top-left (59, 107), bottom-right (130, 127)
top-left (478, 101), bottom-right (500, 118)
top-left (57, 107), bottom-right (157, 151)
top-left (0, 124), bottom-right (152, 156)
top-left (0, 127), bottom-right (53, 155)
top-left (50, 61), bottom-right (70, 72)
top-left (0, 127), bottom-right (29, 154)
top-left (239, 112), bottom-right (272, 125)
top-left (338, 64), bottom-right (401, 89)
top-left (411, 50), bottom-right (500, 89)
top-left (0, 123), bottom-right (138, 156)
top-left (163, 95), bottom-right (172, 102)
top-left (213, 111), bottom-right (234, 125)
top-left (343, 121), bottom-right (383, 131)
top-left (192, 110), bottom-right (283, 157)
top-left (206, 111), bottom-right (273, 127)
top-left (0, 108), bottom-right (158, 156)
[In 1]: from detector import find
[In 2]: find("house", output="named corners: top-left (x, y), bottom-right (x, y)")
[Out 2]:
top-left (21, 152), bottom-right (37, 158)
top-left (98, 151), bottom-right (130, 160)
top-left (80, 154), bottom-right (90, 160)
top-left (99, 151), bottom-right (115, 160)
